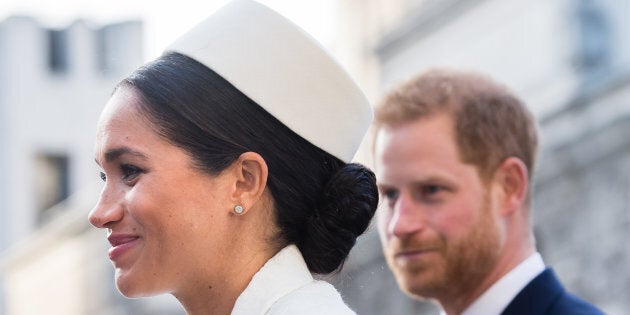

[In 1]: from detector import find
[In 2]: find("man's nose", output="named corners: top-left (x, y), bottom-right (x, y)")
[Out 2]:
top-left (388, 193), bottom-right (425, 238)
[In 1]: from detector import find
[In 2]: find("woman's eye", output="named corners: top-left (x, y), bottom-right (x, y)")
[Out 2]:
top-left (120, 164), bottom-right (143, 182)
top-left (99, 172), bottom-right (107, 182)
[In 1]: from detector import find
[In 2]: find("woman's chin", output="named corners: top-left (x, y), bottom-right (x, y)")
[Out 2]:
top-left (116, 283), bottom-right (160, 298)
top-left (116, 281), bottom-right (141, 298)
top-left (115, 271), bottom-right (154, 298)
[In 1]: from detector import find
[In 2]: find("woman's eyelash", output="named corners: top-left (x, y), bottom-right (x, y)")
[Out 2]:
top-left (98, 165), bottom-right (144, 183)
top-left (121, 164), bottom-right (143, 181)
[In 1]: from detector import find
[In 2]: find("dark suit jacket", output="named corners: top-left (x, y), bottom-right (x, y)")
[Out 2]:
top-left (501, 268), bottom-right (605, 315)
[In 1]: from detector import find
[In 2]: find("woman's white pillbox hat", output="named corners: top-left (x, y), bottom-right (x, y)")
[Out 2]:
top-left (165, 0), bottom-right (372, 162)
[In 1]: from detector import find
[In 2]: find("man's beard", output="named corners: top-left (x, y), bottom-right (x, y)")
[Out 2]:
top-left (390, 193), bottom-right (502, 303)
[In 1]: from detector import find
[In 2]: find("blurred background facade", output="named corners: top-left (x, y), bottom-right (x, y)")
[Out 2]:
top-left (333, 0), bottom-right (630, 314)
top-left (0, 0), bottom-right (628, 314)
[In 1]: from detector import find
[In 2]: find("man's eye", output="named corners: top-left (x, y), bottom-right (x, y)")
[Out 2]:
top-left (415, 184), bottom-right (449, 204)
top-left (423, 185), bottom-right (443, 195)
top-left (99, 172), bottom-right (107, 182)
top-left (383, 189), bottom-right (399, 201)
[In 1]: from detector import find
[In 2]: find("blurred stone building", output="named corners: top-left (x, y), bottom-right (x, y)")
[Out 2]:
top-left (331, 0), bottom-right (629, 314)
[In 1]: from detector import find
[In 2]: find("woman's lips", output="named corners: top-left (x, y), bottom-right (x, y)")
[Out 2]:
top-left (107, 234), bottom-right (140, 261)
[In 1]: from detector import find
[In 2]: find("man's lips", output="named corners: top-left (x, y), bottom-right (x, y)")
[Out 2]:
top-left (107, 234), bottom-right (140, 261)
top-left (394, 248), bottom-right (437, 260)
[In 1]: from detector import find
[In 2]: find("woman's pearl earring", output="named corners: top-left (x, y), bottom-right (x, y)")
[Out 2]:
top-left (234, 205), bottom-right (244, 214)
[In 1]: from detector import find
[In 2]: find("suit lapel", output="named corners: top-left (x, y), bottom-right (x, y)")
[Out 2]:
top-left (501, 268), bottom-right (564, 315)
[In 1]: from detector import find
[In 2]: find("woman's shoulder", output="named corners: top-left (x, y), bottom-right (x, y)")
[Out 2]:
top-left (267, 280), bottom-right (356, 315)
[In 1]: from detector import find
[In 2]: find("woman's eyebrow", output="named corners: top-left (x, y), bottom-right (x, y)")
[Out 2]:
top-left (96, 147), bottom-right (148, 165)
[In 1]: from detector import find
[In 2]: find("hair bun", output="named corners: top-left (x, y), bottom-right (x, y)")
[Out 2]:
top-left (301, 163), bottom-right (378, 274)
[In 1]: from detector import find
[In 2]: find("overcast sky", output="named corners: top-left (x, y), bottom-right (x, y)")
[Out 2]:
top-left (0, 0), bottom-right (335, 60)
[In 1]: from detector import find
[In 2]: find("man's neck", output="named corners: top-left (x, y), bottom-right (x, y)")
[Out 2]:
top-left (462, 253), bottom-right (545, 315)
top-left (440, 246), bottom-right (537, 315)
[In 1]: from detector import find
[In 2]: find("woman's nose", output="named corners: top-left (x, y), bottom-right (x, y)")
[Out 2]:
top-left (88, 188), bottom-right (124, 228)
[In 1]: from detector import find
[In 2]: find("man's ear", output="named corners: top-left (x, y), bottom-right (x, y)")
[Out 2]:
top-left (229, 152), bottom-right (268, 215)
top-left (493, 157), bottom-right (529, 216)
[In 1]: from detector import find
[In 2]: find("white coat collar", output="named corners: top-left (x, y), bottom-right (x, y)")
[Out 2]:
top-left (232, 245), bottom-right (312, 315)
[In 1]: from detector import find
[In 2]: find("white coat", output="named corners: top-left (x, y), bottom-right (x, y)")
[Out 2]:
top-left (232, 245), bottom-right (355, 315)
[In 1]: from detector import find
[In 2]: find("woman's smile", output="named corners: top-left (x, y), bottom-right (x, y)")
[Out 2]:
top-left (107, 233), bottom-right (140, 262)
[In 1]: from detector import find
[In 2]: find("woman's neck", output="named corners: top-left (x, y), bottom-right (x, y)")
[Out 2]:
top-left (175, 244), bottom-right (281, 315)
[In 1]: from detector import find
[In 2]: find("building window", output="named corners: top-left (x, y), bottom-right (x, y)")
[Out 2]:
top-left (96, 25), bottom-right (120, 75)
top-left (95, 27), bottom-right (109, 75)
top-left (572, 0), bottom-right (612, 75)
top-left (35, 153), bottom-right (70, 218)
top-left (47, 29), bottom-right (69, 73)
top-left (95, 21), bottom-right (143, 76)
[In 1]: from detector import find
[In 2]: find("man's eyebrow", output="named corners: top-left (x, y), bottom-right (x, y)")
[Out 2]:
top-left (97, 147), bottom-right (148, 164)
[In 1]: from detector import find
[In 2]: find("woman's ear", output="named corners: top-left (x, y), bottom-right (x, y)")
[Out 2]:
top-left (493, 157), bottom-right (529, 216)
top-left (229, 152), bottom-right (268, 215)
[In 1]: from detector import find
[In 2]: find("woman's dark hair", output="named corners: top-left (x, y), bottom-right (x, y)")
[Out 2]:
top-left (120, 52), bottom-right (378, 274)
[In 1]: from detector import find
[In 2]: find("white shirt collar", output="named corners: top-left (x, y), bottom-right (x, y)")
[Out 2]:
top-left (459, 252), bottom-right (545, 315)
top-left (232, 245), bottom-right (313, 315)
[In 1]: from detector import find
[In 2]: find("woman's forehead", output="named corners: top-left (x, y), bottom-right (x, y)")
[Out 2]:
top-left (100, 87), bottom-right (141, 120)
top-left (95, 90), bottom-right (154, 154)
